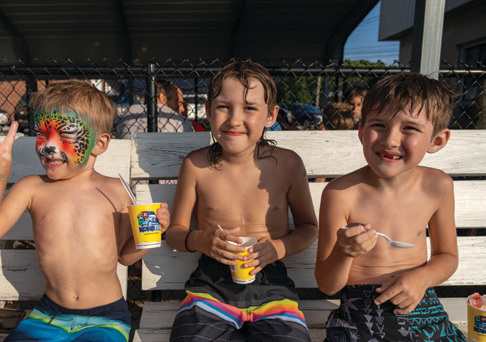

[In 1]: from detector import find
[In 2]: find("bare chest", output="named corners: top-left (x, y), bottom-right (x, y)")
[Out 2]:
top-left (196, 170), bottom-right (289, 233)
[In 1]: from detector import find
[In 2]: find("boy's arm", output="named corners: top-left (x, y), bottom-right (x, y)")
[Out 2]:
top-left (0, 122), bottom-right (17, 193)
top-left (315, 182), bottom-right (376, 295)
top-left (117, 189), bottom-right (170, 266)
top-left (165, 155), bottom-right (244, 264)
top-left (375, 173), bottom-right (458, 314)
top-left (246, 154), bottom-right (318, 274)
top-left (164, 156), bottom-right (198, 252)
top-left (0, 122), bottom-right (30, 239)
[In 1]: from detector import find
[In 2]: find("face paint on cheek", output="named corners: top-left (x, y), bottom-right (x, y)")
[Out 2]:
top-left (34, 111), bottom-right (97, 167)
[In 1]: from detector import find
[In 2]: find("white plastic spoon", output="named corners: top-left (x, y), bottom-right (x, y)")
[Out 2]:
top-left (340, 226), bottom-right (414, 248)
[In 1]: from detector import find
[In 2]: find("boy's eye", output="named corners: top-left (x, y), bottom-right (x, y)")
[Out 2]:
top-left (404, 126), bottom-right (419, 131)
top-left (370, 123), bottom-right (385, 128)
top-left (60, 133), bottom-right (76, 141)
top-left (35, 130), bottom-right (46, 138)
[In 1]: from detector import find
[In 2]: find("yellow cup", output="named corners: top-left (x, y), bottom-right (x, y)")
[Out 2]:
top-left (468, 303), bottom-right (486, 341)
top-left (229, 237), bottom-right (258, 284)
top-left (127, 203), bottom-right (163, 249)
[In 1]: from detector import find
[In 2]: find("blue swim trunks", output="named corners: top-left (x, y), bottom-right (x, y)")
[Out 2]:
top-left (6, 294), bottom-right (131, 342)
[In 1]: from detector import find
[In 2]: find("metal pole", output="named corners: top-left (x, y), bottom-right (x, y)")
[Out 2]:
top-left (146, 63), bottom-right (157, 132)
top-left (411, 0), bottom-right (445, 79)
top-left (26, 76), bottom-right (38, 136)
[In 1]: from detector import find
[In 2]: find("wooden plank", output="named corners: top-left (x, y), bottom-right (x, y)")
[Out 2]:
top-left (129, 130), bottom-right (486, 180)
top-left (142, 236), bottom-right (486, 291)
top-left (130, 132), bottom-right (212, 180)
top-left (3, 137), bottom-right (131, 184)
top-left (0, 250), bottom-right (128, 300)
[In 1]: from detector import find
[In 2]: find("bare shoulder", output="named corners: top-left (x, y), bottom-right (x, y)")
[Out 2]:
top-left (92, 173), bottom-right (133, 209)
top-left (270, 146), bottom-right (304, 170)
top-left (8, 174), bottom-right (43, 195)
top-left (324, 167), bottom-right (366, 192)
top-left (183, 147), bottom-right (211, 170)
top-left (418, 166), bottom-right (453, 194)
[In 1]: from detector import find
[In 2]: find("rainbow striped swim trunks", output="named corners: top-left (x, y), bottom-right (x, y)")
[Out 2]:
top-left (169, 254), bottom-right (310, 341)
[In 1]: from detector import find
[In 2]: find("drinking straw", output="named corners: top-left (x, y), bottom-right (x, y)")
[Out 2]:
top-left (118, 173), bottom-right (138, 205)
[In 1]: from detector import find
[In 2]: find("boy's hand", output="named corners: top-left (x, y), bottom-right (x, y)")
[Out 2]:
top-left (337, 224), bottom-right (377, 258)
top-left (374, 271), bottom-right (428, 315)
top-left (243, 237), bottom-right (280, 275)
top-left (0, 122), bottom-right (18, 179)
top-left (156, 203), bottom-right (170, 233)
top-left (199, 227), bottom-right (245, 265)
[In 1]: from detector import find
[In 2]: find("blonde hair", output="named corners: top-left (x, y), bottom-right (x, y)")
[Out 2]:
top-left (30, 80), bottom-right (115, 137)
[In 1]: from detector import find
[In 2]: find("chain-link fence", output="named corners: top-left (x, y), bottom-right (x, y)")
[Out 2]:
top-left (1, 58), bottom-right (485, 328)
top-left (1, 59), bottom-right (485, 138)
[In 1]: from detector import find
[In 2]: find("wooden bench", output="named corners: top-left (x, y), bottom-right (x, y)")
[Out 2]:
top-left (0, 135), bottom-right (131, 341)
top-left (130, 130), bottom-right (486, 341)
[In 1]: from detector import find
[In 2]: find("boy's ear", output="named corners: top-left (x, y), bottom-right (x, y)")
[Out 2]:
top-left (91, 133), bottom-right (111, 156)
top-left (158, 92), bottom-right (167, 105)
top-left (264, 105), bottom-right (279, 128)
top-left (427, 128), bottom-right (450, 154)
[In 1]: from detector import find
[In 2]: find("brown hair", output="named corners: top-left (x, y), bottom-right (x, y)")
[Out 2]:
top-left (207, 59), bottom-right (277, 114)
top-left (361, 73), bottom-right (455, 135)
top-left (157, 80), bottom-right (184, 114)
top-left (324, 102), bottom-right (355, 129)
top-left (30, 80), bottom-right (114, 137)
top-left (207, 60), bottom-right (277, 166)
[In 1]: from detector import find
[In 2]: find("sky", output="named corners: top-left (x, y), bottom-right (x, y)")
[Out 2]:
top-left (344, 1), bottom-right (400, 65)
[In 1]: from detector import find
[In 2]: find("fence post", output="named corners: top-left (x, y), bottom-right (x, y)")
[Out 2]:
top-left (146, 63), bottom-right (157, 132)
top-left (26, 76), bottom-right (38, 136)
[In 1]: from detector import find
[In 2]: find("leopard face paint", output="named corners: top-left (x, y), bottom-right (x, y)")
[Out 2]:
top-left (35, 111), bottom-right (96, 167)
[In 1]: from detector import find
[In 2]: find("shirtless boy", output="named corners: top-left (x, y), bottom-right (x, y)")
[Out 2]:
top-left (0, 80), bottom-right (170, 341)
top-left (163, 60), bottom-right (318, 341)
top-left (315, 73), bottom-right (466, 341)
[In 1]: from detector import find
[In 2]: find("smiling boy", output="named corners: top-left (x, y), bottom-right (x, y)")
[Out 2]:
top-left (0, 80), bottom-right (170, 341)
top-left (163, 60), bottom-right (318, 341)
top-left (315, 73), bottom-right (466, 341)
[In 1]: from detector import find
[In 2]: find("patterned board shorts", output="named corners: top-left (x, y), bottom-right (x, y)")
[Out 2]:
top-left (325, 285), bottom-right (467, 342)
top-left (6, 294), bottom-right (131, 342)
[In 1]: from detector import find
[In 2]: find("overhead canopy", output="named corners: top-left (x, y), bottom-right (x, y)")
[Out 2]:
top-left (0, 0), bottom-right (378, 66)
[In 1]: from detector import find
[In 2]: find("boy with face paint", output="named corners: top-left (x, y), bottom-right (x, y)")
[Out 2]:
top-left (0, 80), bottom-right (170, 342)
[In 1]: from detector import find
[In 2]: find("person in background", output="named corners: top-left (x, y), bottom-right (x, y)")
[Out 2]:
top-left (320, 102), bottom-right (355, 130)
top-left (115, 80), bottom-right (193, 139)
top-left (345, 86), bottom-right (367, 127)
top-left (164, 82), bottom-right (206, 132)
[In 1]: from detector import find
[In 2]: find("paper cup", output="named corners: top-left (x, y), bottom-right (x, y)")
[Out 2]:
top-left (468, 303), bottom-right (486, 341)
top-left (128, 203), bottom-right (163, 249)
top-left (229, 237), bottom-right (258, 284)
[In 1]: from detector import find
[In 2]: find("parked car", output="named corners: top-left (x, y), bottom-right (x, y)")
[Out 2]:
top-left (278, 103), bottom-right (323, 130)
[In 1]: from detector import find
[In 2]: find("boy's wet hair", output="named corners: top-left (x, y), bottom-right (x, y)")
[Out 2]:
top-left (30, 80), bottom-right (115, 137)
top-left (207, 60), bottom-right (277, 166)
top-left (361, 73), bottom-right (455, 135)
